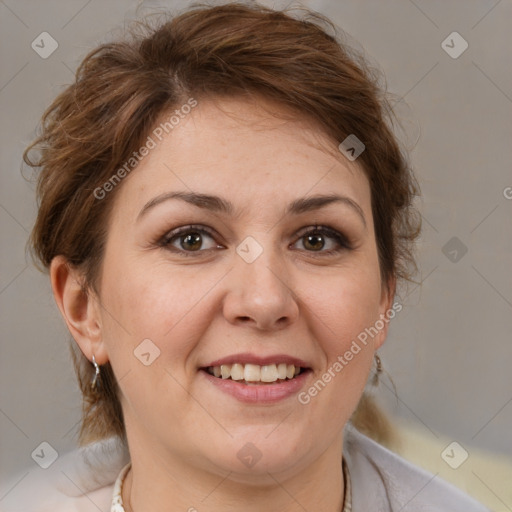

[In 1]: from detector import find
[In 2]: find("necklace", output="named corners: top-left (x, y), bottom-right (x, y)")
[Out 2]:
top-left (111, 462), bottom-right (130, 512)
top-left (113, 459), bottom-right (352, 511)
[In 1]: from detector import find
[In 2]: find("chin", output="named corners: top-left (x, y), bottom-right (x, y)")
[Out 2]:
top-left (202, 432), bottom-right (312, 480)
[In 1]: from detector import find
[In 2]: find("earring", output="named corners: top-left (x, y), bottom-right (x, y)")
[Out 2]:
top-left (371, 353), bottom-right (383, 387)
top-left (374, 353), bottom-right (383, 374)
top-left (91, 354), bottom-right (101, 391)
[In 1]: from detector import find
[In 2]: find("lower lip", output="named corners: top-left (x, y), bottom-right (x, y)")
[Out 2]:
top-left (199, 369), bottom-right (312, 404)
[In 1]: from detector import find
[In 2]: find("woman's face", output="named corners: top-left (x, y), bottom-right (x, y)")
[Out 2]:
top-left (94, 96), bottom-right (393, 480)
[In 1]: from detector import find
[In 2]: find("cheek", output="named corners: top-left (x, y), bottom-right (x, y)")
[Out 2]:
top-left (301, 263), bottom-right (382, 390)
top-left (290, 265), bottom-right (382, 449)
top-left (97, 258), bottom-right (212, 413)
top-left (306, 262), bottom-right (383, 341)
top-left (98, 254), bottom-right (223, 365)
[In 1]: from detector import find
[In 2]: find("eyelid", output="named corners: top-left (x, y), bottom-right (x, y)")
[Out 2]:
top-left (160, 224), bottom-right (217, 244)
top-left (294, 224), bottom-right (349, 242)
top-left (292, 224), bottom-right (352, 253)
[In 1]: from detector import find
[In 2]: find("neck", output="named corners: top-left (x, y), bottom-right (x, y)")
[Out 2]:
top-left (121, 435), bottom-right (345, 512)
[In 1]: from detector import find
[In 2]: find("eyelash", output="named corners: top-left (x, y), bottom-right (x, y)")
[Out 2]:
top-left (157, 224), bottom-right (352, 258)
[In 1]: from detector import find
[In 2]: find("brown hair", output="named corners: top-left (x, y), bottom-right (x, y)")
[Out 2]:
top-left (24, 1), bottom-right (421, 448)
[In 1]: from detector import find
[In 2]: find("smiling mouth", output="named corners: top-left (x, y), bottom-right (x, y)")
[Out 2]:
top-left (201, 363), bottom-right (309, 385)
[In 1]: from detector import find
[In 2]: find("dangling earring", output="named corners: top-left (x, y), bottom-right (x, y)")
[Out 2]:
top-left (91, 354), bottom-right (101, 391)
top-left (375, 353), bottom-right (383, 374)
top-left (371, 353), bottom-right (383, 386)
top-left (372, 352), bottom-right (398, 397)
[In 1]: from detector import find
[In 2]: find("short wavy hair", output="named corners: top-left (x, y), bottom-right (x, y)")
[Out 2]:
top-left (24, 1), bottom-right (421, 447)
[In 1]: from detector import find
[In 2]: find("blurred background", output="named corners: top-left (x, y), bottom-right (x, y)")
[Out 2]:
top-left (1, 0), bottom-right (511, 509)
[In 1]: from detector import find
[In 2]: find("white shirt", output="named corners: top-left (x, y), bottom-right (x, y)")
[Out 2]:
top-left (0, 425), bottom-right (490, 511)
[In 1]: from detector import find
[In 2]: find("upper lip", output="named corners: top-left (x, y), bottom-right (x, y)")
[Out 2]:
top-left (202, 353), bottom-right (311, 369)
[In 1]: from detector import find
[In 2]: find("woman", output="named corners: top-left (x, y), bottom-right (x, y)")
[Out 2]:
top-left (17, 2), bottom-right (490, 511)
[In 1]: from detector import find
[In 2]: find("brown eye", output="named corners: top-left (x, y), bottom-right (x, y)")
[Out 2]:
top-left (303, 232), bottom-right (326, 251)
top-left (179, 232), bottom-right (203, 251)
top-left (293, 225), bottom-right (351, 255)
top-left (160, 225), bottom-right (221, 256)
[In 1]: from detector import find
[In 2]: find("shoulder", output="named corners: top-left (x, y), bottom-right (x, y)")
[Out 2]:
top-left (0, 437), bottom-right (129, 512)
top-left (343, 425), bottom-right (491, 512)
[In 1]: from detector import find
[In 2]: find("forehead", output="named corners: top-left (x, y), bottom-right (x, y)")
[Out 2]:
top-left (111, 96), bottom-right (371, 221)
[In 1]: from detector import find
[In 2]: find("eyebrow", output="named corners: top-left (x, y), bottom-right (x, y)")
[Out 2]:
top-left (137, 191), bottom-right (367, 228)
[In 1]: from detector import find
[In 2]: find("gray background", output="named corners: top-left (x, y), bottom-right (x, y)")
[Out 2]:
top-left (1, 0), bottom-right (511, 500)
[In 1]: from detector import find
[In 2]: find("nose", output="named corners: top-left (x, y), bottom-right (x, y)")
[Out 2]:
top-left (222, 244), bottom-right (300, 332)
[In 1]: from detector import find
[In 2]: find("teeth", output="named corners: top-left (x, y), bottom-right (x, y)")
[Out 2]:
top-left (260, 364), bottom-right (277, 382)
top-left (230, 363), bottom-right (244, 381)
top-left (244, 364), bottom-right (261, 382)
top-left (220, 365), bottom-right (231, 379)
top-left (207, 363), bottom-right (303, 383)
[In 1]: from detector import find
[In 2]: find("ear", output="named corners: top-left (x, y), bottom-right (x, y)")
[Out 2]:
top-left (50, 255), bottom-right (108, 365)
top-left (374, 275), bottom-right (398, 351)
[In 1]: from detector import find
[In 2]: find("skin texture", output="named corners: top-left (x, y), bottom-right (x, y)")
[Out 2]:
top-left (51, 95), bottom-right (395, 512)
